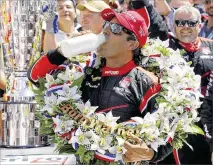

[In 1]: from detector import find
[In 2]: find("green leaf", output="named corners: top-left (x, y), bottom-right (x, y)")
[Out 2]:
top-left (76, 145), bottom-right (87, 156)
top-left (38, 77), bottom-right (47, 91)
top-left (71, 75), bottom-right (85, 88)
top-left (55, 144), bottom-right (76, 154)
top-left (190, 125), bottom-right (204, 135)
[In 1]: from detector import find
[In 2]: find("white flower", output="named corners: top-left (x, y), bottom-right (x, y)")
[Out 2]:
top-left (75, 100), bottom-right (98, 118)
top-left (132, 114), bottom-right (161, 146)
top-left (87, 131), bottom-right (100, 150)
top-left (94, 135), bottom-right (113, 154)
top-left (165, 88), bottom-right (184, 105)
top-left (131, 113), bottom-right (158, 127)
top-left (39, 105), bottom-right (54, 114)
top-left (108, 137), bottom-right (127, 161)
top-left (191, 75), bottom-right (201, 89)
top-left (45, 74), bottom-right (54, 89)
top-left (39, 93), bottom-right (59, 113)
top-left (70, 66), bottom-right (84, 80)
top-left (160, 118), bottom-right (170, 133)
top-left (181, 112), bottom-right (195, 133)
top-left (52, 116), bottom-right (74, 133)
top-left (56, 85), bottom-right (81, 103)
top-left (150, 137), bottom-right (166, 152)
top-left (96, 111), bottom-right (120, 129)
top-left (57, 66), bottom-right (71, 81)
top-left (69, 127), bottom-right (91, 145)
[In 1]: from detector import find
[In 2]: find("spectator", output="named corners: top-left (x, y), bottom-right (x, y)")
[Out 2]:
top-left (168, 5), bottom-right (213, 164)
top-left (43, 0), bottom-right (79, 52)
top-left (77, 1), bottom-right (110, 34)
top-left (199, 0), bottom-right (213, 39)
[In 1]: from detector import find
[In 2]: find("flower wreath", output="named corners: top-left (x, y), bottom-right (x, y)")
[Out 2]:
top-left (34, 38), bottom-right (204, 165)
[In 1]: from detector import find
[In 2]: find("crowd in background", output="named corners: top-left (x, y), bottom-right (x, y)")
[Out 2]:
top-left (0, 0), bottom-right (213, 165)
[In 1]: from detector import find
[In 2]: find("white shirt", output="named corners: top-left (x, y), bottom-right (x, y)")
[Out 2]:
top-left (42, 21), bottom-right (81, 43)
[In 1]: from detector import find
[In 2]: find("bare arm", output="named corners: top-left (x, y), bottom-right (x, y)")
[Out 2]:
top-left (42, 13), bottom-right (59, 52)
top-left (154, 0), bottom-right (172, 16)
top-left (0, 45), bottom-right (6, 90)
top-left (0, 70), bottom-right (6, 90)
top-left (43, 32), bottom-right (58, 52)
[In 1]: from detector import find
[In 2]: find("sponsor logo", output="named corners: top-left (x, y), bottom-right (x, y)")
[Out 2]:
top-left (204, 124), bottom-right (212, 139)
top-left (103, 12), bottom-right (114, 17)
top-left (104, 70), bottom-right (119, 75)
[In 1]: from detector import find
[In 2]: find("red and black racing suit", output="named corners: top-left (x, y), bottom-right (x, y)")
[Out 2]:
top-left (28, 50), bottom-right (173, 163)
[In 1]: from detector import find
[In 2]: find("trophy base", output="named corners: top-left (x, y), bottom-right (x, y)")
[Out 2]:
top-left (0, 143), bottom-right (51, 149)
top-left (0, 101), bottom-right (50, 148)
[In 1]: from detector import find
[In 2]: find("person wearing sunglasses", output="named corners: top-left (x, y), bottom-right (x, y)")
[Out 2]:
top-left (168, 5), bottom-right (213, 165)
top-left (28, 9), bottom-right (173, 164)
top-left (154, 0), bottom-right (193, 33)
top-left (199, 0), bottom-right (213, 39)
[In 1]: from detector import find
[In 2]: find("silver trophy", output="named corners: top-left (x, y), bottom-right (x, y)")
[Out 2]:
top-left (0, 0), bottom-right (56, 148)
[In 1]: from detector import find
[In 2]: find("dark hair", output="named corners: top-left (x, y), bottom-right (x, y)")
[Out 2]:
top-left (126, 34), bottom-right (143, 66)
top-left (57, 0), bottom-right (77, 11)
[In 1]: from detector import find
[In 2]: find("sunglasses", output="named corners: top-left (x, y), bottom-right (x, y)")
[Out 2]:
top-left (205, 0), bottom-right (212, 4)
top-left (175, 20), bottom-right (199, 27)
top-left (103, 21), bottom-right (134, 36)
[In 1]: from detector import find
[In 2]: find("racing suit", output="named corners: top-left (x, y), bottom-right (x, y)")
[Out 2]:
top-left (200, 71), bottom-right (213, 154)
top-left (168, 35), bottom-right (213, 164)
top-left (28, 50), bottom-right (173, 163)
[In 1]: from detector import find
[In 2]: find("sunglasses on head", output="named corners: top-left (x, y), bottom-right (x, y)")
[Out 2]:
top-left (175, 20), bottom-right (199, 27)
top-left (103, 21), bottom-right (134, 36)
top-left (205, 0), bottom-right (212, 4)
